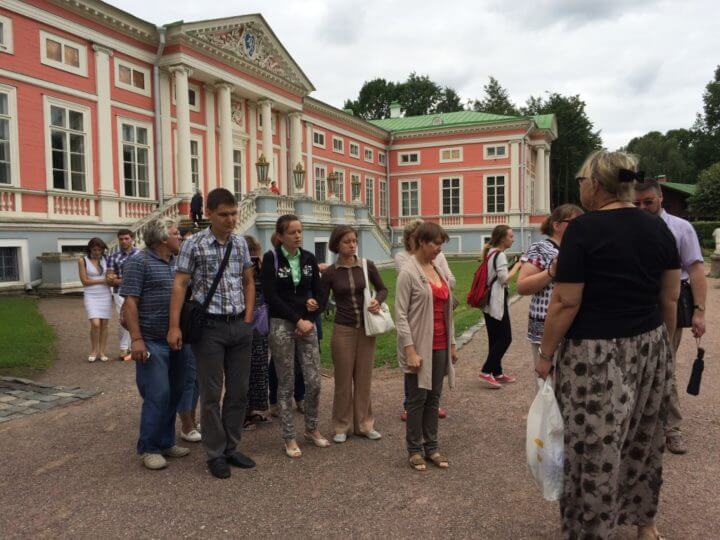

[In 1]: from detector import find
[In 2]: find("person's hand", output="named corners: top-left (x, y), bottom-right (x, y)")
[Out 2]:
top-left (406, 351), bottom-right (423, 372)
top-left (450, 345), bottom-right (458, 364)
top-left (306, 299), bottom-right (319, 312)
top-left (167, 327), bottom-right (183, 351)
top-left (548, 258), bottom-right (558, 279)
top-left (105, 272), bottom-right (116, 286)
top-left (367, 298), bottom-right (380, 314)
top-left (318, 263), bottom-right (329, 272)
top-left (296, 319), bottom-right (314, 336)
top-left (535, 357), bottom-right (553, 379)
top-left (692, 311), bottom-right (706, 339)
top-left (131, 338), bottom-right (148, 363)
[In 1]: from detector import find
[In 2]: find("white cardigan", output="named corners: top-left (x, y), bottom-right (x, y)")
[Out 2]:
top-left (482, 249), bottom-right (509, 320)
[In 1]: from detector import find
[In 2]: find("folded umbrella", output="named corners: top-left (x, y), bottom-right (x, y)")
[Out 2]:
top-left (686, 339), bottom-right (705, 396)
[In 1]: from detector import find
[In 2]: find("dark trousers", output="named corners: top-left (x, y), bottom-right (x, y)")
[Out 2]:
top-left (191, 318), bottom-right (253, 461)
top-left (136, 340), bottom-right (188, 454)
top-left (405, 349), bottom-right (447, 455)
top-left (482, 305), bottom-right (512, 376)
top-left (191, 210), bottom-right (202, 224)
top-left (269, 355), bottom-right (306, 405)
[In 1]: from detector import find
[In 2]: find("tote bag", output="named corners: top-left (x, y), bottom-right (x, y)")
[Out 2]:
top-left (361, 258), bottom-right (395, 337)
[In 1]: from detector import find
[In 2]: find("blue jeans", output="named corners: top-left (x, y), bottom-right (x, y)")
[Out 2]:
top-left (177, 348), bottom-right (199, 414)
top-left (136, 340), bottom-right (188, 454)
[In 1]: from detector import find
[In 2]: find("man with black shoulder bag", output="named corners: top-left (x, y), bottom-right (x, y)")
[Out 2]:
top-left (168, 188), bottom-right (256, 479)
top-left (635, 180), bottom-right (707, 455)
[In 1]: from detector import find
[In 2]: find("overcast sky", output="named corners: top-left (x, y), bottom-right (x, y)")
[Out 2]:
top-left (112, 0), bottom-right (719, 149)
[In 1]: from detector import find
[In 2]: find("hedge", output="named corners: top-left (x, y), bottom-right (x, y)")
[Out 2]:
top-left (691, 221), bottom-right (720, 250)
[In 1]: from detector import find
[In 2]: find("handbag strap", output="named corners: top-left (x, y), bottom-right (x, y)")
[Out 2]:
top-left (361, 258), bottom-right (373, 303)
top-left (202, 241), bottom-right (233, 311)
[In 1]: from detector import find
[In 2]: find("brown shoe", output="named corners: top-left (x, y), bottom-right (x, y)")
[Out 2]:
top-left (666, 433), bottom-right (687, 455)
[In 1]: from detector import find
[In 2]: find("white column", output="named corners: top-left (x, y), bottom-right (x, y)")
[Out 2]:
top-left (509, 140), bottom-right (520, 215)
top-left (305, 121), bottom-right (313, 197)
top-left (535, 145), bottom-right (546, 214)
top-left (159, 70), bottom-right (173, 199)
top-left (170, 65), bottom-right (193, 199)
top-left (279, 113), bottom-right (288, 194)
top-left (258, 99), bottom-right (273, 184)
top-left (216, 82), bottom-right (234, 193)
top-left (289, 112), bottom-right (303, 195)
top-left (204, 84), bottom-right (217, 191)
top-left (92, 44), bottom-right (118, 221)
top-left (544, 149), bottom-right (551, 211)
top-left (248, 101), bottom-right (258, 189)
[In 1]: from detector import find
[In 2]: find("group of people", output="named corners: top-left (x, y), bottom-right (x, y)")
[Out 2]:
top-left (81, 148), bottom-right (705, 539)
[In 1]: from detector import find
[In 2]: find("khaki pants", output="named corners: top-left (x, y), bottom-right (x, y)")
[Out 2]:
top-left (666, 327), bottom-right (683, 436)
top-left (330, 323), bottom-right (376, 435)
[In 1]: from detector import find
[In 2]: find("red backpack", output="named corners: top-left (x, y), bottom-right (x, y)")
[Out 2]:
top-left (467, 250), bottom-right (499, 308)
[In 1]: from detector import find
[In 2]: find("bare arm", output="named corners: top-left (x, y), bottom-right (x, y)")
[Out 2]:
top-left (537, 282), bottom-right (584, 377)
top-left (517, 262), bottom-right (553, 295)
top-left (78, 259), bottom-right (105, 286)
top-left (687, 261), bottom-right (707, 338)
top-left (167, 271), bottom-right (191, 350)
top-left (659, 269), bottom-right (681, 344)
top-left (242, 266), bottom-right (255, 324)
top-left (123, 296), bottom-right (148, 362)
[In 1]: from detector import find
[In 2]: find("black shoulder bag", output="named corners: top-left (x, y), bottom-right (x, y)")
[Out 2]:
top-left (180, 242), bottom-right (233, 344)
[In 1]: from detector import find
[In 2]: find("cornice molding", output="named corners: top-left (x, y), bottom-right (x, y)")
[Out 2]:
top-left (303, 97), bottom-right (389, 139)
top-left (49, 0), bottom-right (157, 44)
top-left (391, 120), bottom-right (533, 141)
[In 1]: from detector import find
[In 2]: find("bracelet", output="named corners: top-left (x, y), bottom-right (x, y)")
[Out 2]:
top-left (547, 268), bottom-right (556, 279)
top-left (131, 337), bottom-right (144, 343)
top-left (538, 348), bottom-right (553, 362)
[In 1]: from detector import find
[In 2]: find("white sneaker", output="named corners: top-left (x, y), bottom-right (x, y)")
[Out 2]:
top-left (333, 433), bottom-right (347, 443)
top-left (364, 430), bottom-right (382, 440)
top-left (181, 429), bottom-right (202, 442)
top-left (141, 453), bottom-right (167, 470)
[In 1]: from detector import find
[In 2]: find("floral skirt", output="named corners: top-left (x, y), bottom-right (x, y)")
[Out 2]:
top-left (555, 325), bottom-right (673, 539)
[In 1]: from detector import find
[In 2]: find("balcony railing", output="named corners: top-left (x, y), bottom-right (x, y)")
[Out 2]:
top-left (49, 192), bottom-right (95, 218)
top-left (0, 188), bottom-right (18, 212)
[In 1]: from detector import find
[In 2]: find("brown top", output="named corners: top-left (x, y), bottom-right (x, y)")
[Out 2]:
top-left (318, 257), bottom-right (388, 328)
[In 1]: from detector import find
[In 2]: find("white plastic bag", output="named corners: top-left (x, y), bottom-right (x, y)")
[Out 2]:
top-left (526, 377), bottom-right (564, 501)
top-left (361, 258), bottom-right (395, 337)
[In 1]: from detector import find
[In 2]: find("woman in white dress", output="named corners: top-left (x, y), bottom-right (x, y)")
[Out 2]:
top-left (78, 237), bottom-right (113, 362)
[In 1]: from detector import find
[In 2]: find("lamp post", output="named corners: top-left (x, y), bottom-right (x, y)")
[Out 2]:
top-left (327, 171), bottom-right (338, 201)
top-left (292, 162), bottom-right (305, 193)
top-left (255, 153), bottom-right (270, 189)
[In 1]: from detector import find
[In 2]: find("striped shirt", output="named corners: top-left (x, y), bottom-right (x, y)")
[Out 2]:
top-left (520, 238), bottom-right (559, 343)
top-left (175, 227), bottom-right (252, 315)
top-left (107, 247), bottom-right (139, 293)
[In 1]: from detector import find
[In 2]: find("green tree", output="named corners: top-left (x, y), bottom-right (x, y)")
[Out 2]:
top-left (471, 76), bottom-right (519, 116)
top-left (343, 78), bottom-right (398, 121)
top-left (624, 130), bottom-right (695, 181)
top-left (688, 162), bottom-right (720, 218)
top-left (435, 87), bottom-right (464, 113)
top-left (522, 93), bottom-right (603, 206)
top-left (702, 65), bottom-right (720, 135)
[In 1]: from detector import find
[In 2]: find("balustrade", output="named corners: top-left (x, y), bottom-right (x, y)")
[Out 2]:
top-left (121, 199), bottom-right (157, 219)
top-left (0, 190), bottom-right (16, 212)
top-left (51, 193), bottom-right (95, 217)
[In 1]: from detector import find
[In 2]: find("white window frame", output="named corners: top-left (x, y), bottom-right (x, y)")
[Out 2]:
top-left (484, 144), bottom-right (508, 159)
top-left (349, 142), bottom-right (360, 158)
top-left (378, 152), bottom-right (386, 165)
top-left (399, 179), bottom-right (421, 217)
top-left (439, 146), bottom-right (463, 163)
top-left (0, 83), bottom-right (20, 188)
top-left (233, 147), bottom-right (244, 200)
top-left (334, 168), bottom-right (346, 201)
top-left (398, 151), bottom-right (420, 166)
top-left (439, 176), bottom-right (463, 216)
top-left (365, 176), bottom-right (374, 214)
top-left (314, 237), bottom-right (330, 265)
top-left (484, 174), bottom-right (506, 214)
top-left (351, 173), bottom-right (361, 202)
top-left (332, 136), bottom-right (344, 154)
top-left (189, 134), bottom-right (204, 191)
top-left (117, 117), bottom-right (155, 200)
top-left (44, 96), bottom-right (93, 193)
top-left (0, 15), bottom-right (14, 54)
top-left (379, 178), bottom-right (388, 218)
top-left (447, 235), bottom-right (462, 253)
top-left (172, 82), bottom-right (201, 112)
top-left (40, 30), bottom-right (87, 77)
top-left (0, 239), bottom-right (29, 289)
top-left (312, 129), bottom-right (326, 149)
top-left (314, 164), bottom-right (327, 201)
top-left (364, 147), bottom-right (374, 163)
top-left (114, 58), bottom-right (151, 97)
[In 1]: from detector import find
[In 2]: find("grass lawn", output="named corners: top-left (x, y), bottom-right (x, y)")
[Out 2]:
top-left (0, 297), bottom-right (57, 376)
top-left (319, 258), bottom-right (517, 368)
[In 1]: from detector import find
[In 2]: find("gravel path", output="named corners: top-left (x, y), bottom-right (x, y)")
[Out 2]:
top-left (0, 282), bottom-right (718, 539)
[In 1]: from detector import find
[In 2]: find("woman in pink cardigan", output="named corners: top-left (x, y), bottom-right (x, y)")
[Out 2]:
top-left (395, 222), bottom-right (458, 471)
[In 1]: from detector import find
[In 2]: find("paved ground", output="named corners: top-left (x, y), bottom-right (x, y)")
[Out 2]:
top-left (0, 377), bottom-right (99, 422)
top-left (0, 282), bottom-right (718, 539)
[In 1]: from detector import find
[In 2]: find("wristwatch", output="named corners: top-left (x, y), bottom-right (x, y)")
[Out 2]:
top-left (693, 304), bottom-right (705, 312)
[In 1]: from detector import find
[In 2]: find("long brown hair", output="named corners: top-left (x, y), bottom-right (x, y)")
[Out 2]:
top-left (274, 214), bottom-right (301, 248)
top-left (539, 204), bottom-right (584, 236)
top-left (482, 225), bottom-right (511, 260)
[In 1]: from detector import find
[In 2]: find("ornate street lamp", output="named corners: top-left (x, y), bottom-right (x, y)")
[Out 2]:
top-left (292, 162), bottom-right (306, 192)
top-left (255, 154), bottom-right (270, 188)
top-left (351, 174), bottom-right (361, 202)
top-left (327, 171), bottom-right (339, 200)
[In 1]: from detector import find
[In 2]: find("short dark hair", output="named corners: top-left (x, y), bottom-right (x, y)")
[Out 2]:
top-left (85, 237), bottom-right (108, 256)
top-left (206, 188), bottom-right (237, 210)
top-left (634, 178), bottom-right (662, 194)
top-left (329, 225), bottom-right (358, 254)
top-left (116, 228), bottom-right (134, 238)
top-left (414, 222), bottom-right (449, 246)
top-left (244, 234), bottom-right (261, 255)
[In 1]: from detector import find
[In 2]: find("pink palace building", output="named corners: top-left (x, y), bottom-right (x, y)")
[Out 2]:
top-left (0, 0), bottom-right (556, 292)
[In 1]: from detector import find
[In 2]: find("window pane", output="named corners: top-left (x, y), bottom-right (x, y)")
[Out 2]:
top-left (497, 147), bottom-right (506, 156)
top-left (124, 178), bottom-right (135, 197)
top-left (0, 162), bottom-right (9, 184)
top-left (139, 180), bottom-right (149, 198)
top-left (69, 134), bottom-right (84, 153)
top-left (133, 70), bottom-right (145, 89)
top-left (118, 65), bottom-right (132, 84)
top-left (190, 140), bottom-right (198, 155)
top-left (123, 160), bottom-right (134, 181)
top-left (46, 39), bottom-right (62, 61)
top-left (50, 106), bottom-right (65, 127)
top-left (68, 111), bottom-right (83, 131)
top-left (64, 45), bottom-right (80, 67)
top-left (0, 118), bottom-right (8, 141)
top-left (136, 128), bottom-right (147, 145)
top-left (0, 23), bottom-right (4, 47)
top-left (0, 94), bottom-right (7, 115)
top-left (0, 247), bottom-right (19, 282)
top-left (70, 153), bottom-right (84, 173)
top-left (137, 148), bottom-right (148, 166)
top-left (122, 124), bottom-right (134, 143)
top-left (70, 171), bottom-right (84, 191)
top-left (188, 89), bottom-right (196, 107)
top-left (52, 149), bottom-right (66, 172)
top-left (51, 131), bottom-right (65, 152)
top-left (53, 168), bottom-right (66, 189)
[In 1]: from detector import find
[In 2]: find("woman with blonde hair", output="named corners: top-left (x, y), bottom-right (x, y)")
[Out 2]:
top-left (537, 150), bottom-right (680, 539)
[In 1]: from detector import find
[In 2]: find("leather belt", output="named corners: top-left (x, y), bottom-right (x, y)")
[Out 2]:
top-left (206, 311), bottom-right (246, 322)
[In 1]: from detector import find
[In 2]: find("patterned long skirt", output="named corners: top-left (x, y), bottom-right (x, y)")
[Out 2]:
top-left (247, 331), bottom-right (269, 413)
top-left (555, 325), bottom-right (673, 540)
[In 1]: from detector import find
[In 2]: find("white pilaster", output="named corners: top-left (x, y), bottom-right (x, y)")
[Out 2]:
top-left (279, 113), bottom-right (288, 194)
top-left (248, 101), bottom-right (258, 189)
top-left (544, 150), bottom-right (551, 211)
top-left (258, 99), bottom-right (273, 184)
top-left (92, 44), bottom-right (118, 221)
top-left (289, 112), bottom-right (303, 195)
top-left (535, 145), bottom-right (546, 214)
top-left (204, 84), bottom-right (217, 191)
top-left (510, 140), bottom-right (520, 213)
top-left (159, 70), bottom-right (173, 199)
top-left (216, 82), bottom-right (234, 193)
top-left (170, 65), bottom-right (193, 199)
top-left (305, 120), bottom-right (313, 197)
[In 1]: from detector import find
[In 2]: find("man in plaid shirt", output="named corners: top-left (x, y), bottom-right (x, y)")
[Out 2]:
top-left (168, 188), bottom-right (256, 479)
top-left (106, 228), bottom-right (139, 361)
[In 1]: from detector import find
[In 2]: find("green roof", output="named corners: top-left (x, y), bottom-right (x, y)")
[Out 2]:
top-left (533, 114), bottom-right (555, 130)
top-left (661, 182), bottom-right (696, 196)
top-left (368, 110), bottom-right (555, 134)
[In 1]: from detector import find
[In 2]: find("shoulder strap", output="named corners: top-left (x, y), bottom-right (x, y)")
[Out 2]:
top-left (202, 241), bottom-right (233, 311)
top-left (362, 258), bottom-right (373, 301)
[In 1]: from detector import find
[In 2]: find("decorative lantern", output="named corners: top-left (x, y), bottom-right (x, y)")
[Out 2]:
top-left (327, 171), bottom-right (339, 200)
top-left (292, 162), bottom-right (305, 191)
top-left (256, 154), bottom-right (270, 188)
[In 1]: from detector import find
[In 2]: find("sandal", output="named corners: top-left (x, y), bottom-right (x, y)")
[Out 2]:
top-left (284, 442), bottom-right (302, 459)
top-left (427, 452), bottom-right (449, 469)
top-left (242, 419), bottom-right (257, 431)
top-left (88, 355), bottom-right (97, 363)
top-left (99, 355), bottom-right (109, 362)
top-left (248, 412), bottom-right (271, 424)
top-left (408, 453), bottom-right (427, 471)
top-left (304, 431), bottom-right (331, 448)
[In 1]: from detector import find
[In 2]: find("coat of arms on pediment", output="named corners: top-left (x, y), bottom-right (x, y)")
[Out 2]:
top-left (187, 21), bottom-right (303, 88)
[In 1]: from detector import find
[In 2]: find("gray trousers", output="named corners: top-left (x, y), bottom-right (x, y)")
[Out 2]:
top-left (268, 318), bottom-right (321, 441)
top-left (405, 349), bottom-right (447, 455)
top-left (666, 327), bottom-right (684, 435)
top-left (191, 318), bottom-right (253, 461)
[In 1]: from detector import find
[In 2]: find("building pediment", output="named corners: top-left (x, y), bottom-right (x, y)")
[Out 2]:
top-left (169, 15), bottom-right (315, 96)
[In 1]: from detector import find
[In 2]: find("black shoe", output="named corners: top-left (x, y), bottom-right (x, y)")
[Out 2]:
top-left (208, 457), bottom-right (231, 479)
top-left (227, 452), bottom-right (256, 469)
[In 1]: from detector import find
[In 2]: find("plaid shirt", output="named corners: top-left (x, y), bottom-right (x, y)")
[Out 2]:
top-left (107, 246), bottom-right (140, 293)
top-left (176, 227), bottom-right (252, 315)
